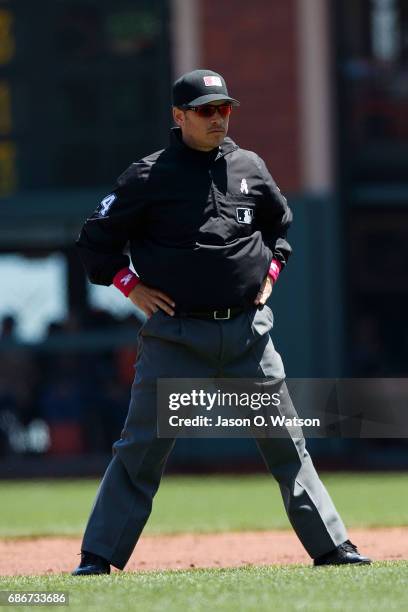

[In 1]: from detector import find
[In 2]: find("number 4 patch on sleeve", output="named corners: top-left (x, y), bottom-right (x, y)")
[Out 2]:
top-left (98, 193), bottom-right (117, 216)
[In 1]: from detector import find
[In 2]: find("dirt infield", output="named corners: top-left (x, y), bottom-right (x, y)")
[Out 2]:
top-left (1, 528), bottom-right (406, 575)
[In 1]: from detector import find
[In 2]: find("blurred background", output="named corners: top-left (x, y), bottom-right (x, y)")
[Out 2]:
top-left (0, 0), bottom-right (407, 476)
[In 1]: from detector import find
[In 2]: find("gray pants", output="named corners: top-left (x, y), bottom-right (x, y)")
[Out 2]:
top-left (82, 306), bottom-right (347, 569)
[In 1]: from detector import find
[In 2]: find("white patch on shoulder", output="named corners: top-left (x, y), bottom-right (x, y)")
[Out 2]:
top-left (98, 194), bottom-right (116, 216)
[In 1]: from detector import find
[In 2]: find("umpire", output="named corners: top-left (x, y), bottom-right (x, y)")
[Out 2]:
top-left (72, 69), bottom-right (370, 574)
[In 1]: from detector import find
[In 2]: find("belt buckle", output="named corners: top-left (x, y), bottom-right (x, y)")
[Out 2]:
top-left (214, 308), bottom-right (231, 320)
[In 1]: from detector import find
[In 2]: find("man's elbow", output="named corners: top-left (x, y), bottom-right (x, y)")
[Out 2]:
top-left (75, 242), bottom-right (112, 287)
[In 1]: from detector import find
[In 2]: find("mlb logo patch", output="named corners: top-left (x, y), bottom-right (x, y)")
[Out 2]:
top-left (236, 207), bottom-right (254, 224)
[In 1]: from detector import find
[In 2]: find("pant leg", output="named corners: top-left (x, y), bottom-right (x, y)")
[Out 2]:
top-left (81, 364), bottom-right (176, 568)
top-left (255, 433), bottom-right (347, 558)
top-left (81, 312), bottom-right (218, 569)
top-left (222, 305), bottom-right (348, 558)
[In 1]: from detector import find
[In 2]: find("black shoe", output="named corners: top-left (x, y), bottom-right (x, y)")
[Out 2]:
top-left (71, 551), bottom-right (111, 576)
top-left (314, 540), bottom-right (372, 566)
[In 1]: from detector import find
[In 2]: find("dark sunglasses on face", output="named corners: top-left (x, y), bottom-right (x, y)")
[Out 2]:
top-left (182, 103), bottom-right (233, 118)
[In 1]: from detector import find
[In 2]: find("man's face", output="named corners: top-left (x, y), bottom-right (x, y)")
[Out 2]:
top-left (173, 100), bottom-right (232, 152)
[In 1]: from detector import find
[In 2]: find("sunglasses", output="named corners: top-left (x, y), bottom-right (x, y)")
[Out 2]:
top-left (182, 103), bottom-right (233, 118)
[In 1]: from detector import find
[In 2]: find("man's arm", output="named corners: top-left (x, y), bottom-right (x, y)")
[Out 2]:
top-left (252, 155), bottom-right (293, 305)
top-left (255, 155), bottom-right (293, 270)
top-left (76, 165), bottom-right (175, 317)
top-left (76, 175), bottom-right (143, 286)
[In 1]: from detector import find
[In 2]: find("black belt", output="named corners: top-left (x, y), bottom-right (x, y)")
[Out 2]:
top-left (175, 307), bottom-right (245, 320)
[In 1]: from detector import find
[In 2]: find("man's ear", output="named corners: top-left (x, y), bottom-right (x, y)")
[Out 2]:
top-left (173, 107), bottom-right (185, 127)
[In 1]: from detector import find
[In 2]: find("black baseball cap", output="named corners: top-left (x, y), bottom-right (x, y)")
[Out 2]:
top-left (172, 69), bottom-right (240, 108)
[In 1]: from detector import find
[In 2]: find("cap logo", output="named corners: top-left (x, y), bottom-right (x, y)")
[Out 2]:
top-left (203, 75), bottom-right (222, 87)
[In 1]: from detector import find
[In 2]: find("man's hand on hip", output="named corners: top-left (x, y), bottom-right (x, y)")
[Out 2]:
top-left (254, 276), bottom-right (273, 306)
top-left (128, 283), bottom-right (175, 317)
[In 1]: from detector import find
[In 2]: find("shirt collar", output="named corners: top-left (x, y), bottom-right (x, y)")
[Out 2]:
top-left (169, 127), bottom-right (238, 160)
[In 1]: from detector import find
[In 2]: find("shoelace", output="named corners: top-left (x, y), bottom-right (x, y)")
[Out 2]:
top-left (341, 540), bottom-right (358, 553)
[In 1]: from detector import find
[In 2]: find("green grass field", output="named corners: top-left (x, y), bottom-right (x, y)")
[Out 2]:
top-left (1, 473), bottom-right (407, 537)
top-left (1, 563), bottom-right (407, 612)
top-left (1, 474), bottom-right (407, 611)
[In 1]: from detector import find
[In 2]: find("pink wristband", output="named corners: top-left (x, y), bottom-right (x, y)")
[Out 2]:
top-left (268, 259), bottom-right (282, 283)
top-left (113, 267), bottom-right (140, 297)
